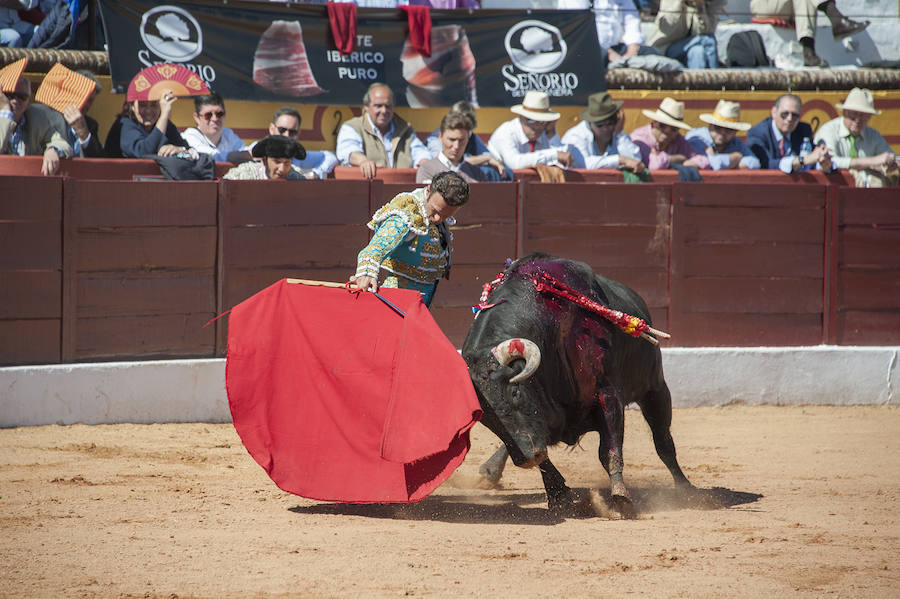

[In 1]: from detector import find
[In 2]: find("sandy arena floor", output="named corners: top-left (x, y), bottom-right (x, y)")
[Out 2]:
top-left (1, 405), bottom-right (898, 598)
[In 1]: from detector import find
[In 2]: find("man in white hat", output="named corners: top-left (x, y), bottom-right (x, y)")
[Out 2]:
top-left (685, 100), bottom-right (760, 170)
top-left (561, 91), bottom-right (644, 173)
top-left (487, 90), bottom-right (572, 171)
top-left (629, 97), bottom-right (709, 171)
top-left (814, 88), bottom-right (897, 187)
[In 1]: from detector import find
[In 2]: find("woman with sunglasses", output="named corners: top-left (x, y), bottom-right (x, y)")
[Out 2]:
top-left (119, 86), bottom-right (187, 159)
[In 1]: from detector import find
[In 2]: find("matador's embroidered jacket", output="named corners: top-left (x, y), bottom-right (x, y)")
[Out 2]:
top-left (355, 186), bottom-right (454, 307)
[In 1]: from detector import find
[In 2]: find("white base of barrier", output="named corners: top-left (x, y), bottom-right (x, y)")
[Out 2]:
top-left (1, 346), bottom-right (897, 427)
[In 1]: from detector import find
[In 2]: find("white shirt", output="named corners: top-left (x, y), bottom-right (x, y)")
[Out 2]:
top-left (488, 117), bottom-right (568, 170)
top-left (182, 127), bottom-right (246, 162)
top-left (556, 0), bottom-right (643, 49)
top-left (561, 120), bottom-right (641, 169)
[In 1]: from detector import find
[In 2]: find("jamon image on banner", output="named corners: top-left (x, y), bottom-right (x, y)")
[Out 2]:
top-left (253, 20), bottom-right (326, 97)
top-left (401, 24), bottom-right (478, 108)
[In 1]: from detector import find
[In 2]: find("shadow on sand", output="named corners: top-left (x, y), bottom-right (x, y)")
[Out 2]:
top-left (289, 485), bottom-right (763, 525)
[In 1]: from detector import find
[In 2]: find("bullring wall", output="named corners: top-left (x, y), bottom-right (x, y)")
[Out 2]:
top-left (2, 158), bottom-right (898, 366)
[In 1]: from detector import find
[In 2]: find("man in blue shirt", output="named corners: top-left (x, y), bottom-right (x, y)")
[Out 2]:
top-left (686, 100), bottom-right (760, 171)
top-left (562, 91), bottom-right (645, 173)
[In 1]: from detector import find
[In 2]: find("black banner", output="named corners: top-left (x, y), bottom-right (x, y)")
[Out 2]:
top-left (99, 1), bottom-right (604, 107)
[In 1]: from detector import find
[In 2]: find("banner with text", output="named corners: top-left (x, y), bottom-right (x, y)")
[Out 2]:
top-left (99, 1), bottom-right (604, 107)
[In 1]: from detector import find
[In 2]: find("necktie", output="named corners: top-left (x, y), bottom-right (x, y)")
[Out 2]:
top-left (849, 135), bottom-right (858, 158)
top-left (528, 140), bottom-right (536, 152)
top-left (778, 137), bottom-right (786, 157)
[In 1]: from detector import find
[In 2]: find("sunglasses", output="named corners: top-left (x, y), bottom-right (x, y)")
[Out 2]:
top-left (710, 124), bottom-right (735, 133)
top-left (657, 122), bottom-right (679, 132)
top-left (779, 111), bottom-right (801, 120)
top-left (524, 119), bottom-right (548, 129)
top-left (4, 91), bottom-right (29, 102)
top-left (199, 110), bottom-right (225, 121)
top-left (276, 126), bottom-right (299, 137)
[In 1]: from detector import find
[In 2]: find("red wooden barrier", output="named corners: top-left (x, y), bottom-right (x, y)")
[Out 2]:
top-left (669, 182), bottom-right (829, 346)
top-left (62, 180), bottom-right (219, 361)
top-left (333, 165), bottom-right (419, 183)
top-left (520, 181), bottom-right (672, 333)
top-left (0, 176), bottom-right (63, 364)
top-left (0, 155), bottom-right (233, 180)
top-left (217, 179), bottom-right (372, 355)
top-left (829, 186), bottom-right (900, 345)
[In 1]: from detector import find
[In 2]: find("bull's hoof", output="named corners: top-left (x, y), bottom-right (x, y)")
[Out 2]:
top-left (477, 464), bottom-right (503, 488)
top-left (589, 489), bottom-right (637, 519)
top-left (546, 487), bottom-right (576, 515)
top-left (610, 494), bottom-right (637, 520)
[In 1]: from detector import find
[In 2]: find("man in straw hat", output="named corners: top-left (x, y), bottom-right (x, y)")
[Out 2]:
top-left (0, 73), bottom-right (72, 175)
top-left (223, 135), bottom-right (311, 181)
top-left (629, 97), bottom-right (708, 171)
top-left (562, 91), bottom-right (644, 173)
top-left (814, 88), bottom-right (898, 187)
top-left (488, 90), bottom-right (572, 171)
top-left (685, 100), bottom-right (760, 170)
top-left (747, 93), bottom-right (831, 173)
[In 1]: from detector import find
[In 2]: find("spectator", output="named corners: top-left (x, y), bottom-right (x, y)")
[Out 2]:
top-left (62, 70), bottom-right (104, 157)
top-left (335, 82), bottom-right (429, 179)
top-left (487, 90), bottom-right (573, 171)
top-left (746, 93), bottom-right (831, 173)
top-left (750, 0), bottom-right (868, 67)
top-left (560, 0), bottom-right (659, 64)
top-left (417, 112), bottom-right (493, 183)
top-left (119, 87), bottom-right (187, 158)
top-left (425, 100), bottom-right (508, 181)
top-left (814, 88), bottom-right (898, 187)
top-left (241, 107), bottom-right (338, 179)
top-left (223, 135), bottom-right (310, 180)
top-left (0, 74), bottom-right (73, 175)
top-left (630, 97), bottom-right (709, 171)
top-left (647, 0), bottom-right (725, 69)
top-left (685, 100), bottom-right (760, 170)
top-left (1, 1), bottom-right (37, 47)
top-left (562, 91), bottom-right (645, 173)
top-left (181, 92), bottom-right (245, 162)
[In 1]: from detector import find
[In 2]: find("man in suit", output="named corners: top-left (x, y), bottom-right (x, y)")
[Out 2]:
top-left (0, 74), bottom-right (73, 175)
top-left (747, 93), bottom-right (831, 173)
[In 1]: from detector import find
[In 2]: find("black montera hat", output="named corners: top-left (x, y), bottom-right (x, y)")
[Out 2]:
top-left (252, 135), bottom-right (307, 160)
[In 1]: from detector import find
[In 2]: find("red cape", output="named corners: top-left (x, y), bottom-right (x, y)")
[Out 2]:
top-left (226, 280), bottom-right (482, 503)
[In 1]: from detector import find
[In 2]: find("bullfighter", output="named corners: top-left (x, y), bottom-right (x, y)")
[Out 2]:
top-left (352, 171), bottom-right (469, 307)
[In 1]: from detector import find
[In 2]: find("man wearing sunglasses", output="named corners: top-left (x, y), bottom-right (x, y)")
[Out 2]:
top-left (0, 74), bottom-right (72, 176)
top-left (686, 100), bottom-right (760, 170)
top-left (747, 93), bottom-right (831, 173)
top-left (487, 90), bottom-right (572, 171)
top-left (562, 91), bottom-right (644, 173)
top-left (182, 92), bottom-right (246, 163)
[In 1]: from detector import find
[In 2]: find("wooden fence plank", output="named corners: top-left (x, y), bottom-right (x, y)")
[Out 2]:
top-left (73, 313), bottom-right (216, 360)
top-left (76, 228), bottom-right (218, 271)
top-left (0, 222), bottom-right (62, 270)
top-left (0, 320), bottom-right (60, 365)
top-left (0, 271), bottom-right (60, 319)
top-left (68, 181), bottom-right (218, 227)
top-left (76, 271), bottom-right (216, 317)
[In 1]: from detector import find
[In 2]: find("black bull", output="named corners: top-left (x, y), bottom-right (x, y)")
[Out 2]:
top-left (462, 254), bottom-right (691, 514)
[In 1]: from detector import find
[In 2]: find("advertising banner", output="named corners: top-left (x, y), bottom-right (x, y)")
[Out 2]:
top-left (99, 0), bottom-right (605, 107)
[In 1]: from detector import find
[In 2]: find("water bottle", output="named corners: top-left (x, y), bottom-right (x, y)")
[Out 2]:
top-left (799, 137), bottom-right (812, 170)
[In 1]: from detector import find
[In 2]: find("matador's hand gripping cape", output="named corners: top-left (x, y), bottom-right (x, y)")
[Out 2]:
top-left (226, 279), bottom-right (482, 503)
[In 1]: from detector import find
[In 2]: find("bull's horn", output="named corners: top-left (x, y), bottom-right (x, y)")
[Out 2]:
top-left (491, 338), bottom-right (541, 383)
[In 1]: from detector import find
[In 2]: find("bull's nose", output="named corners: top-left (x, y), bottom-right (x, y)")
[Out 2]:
top-left (519, 451), bottom-right (548, 469)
